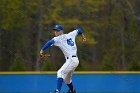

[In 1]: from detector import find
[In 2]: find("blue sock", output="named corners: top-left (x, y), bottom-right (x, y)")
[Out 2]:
top-left (56, 78), bottom-right (63, 92)
top-left (67, 82), bottom-right (74, 91)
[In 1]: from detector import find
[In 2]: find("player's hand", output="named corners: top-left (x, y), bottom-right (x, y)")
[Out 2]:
top-left (81, 34), bottom-right (86, 42)
top-left (40, 53), bottom-right (50, 62)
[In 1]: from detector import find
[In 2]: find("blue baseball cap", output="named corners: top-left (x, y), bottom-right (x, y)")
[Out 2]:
top-left (53, 25), bottom-right (64, 31)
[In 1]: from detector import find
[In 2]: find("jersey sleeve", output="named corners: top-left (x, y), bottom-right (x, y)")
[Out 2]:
top-left (53, 37), bottom-right (59, 43)
top-left (68, 28), bottom-right (83, 37)
top-left (52, 36), bottom-right (59, 46)
top-left (68, 30), bottom-right (78, 37)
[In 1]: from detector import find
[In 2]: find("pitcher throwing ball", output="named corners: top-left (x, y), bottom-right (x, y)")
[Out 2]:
top-left (40, 25), bottom-right (86, 93)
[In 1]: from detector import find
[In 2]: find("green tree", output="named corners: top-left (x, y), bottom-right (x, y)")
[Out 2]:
top-left (9, 52), bottom-right (26, 71)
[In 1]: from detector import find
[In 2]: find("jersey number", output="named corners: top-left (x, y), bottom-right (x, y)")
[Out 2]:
top-left (67, 38), bottom-right (74, 46)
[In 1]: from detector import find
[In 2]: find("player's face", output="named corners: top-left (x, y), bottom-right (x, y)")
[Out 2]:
top-left (54, 30), bottom-right (63, 36)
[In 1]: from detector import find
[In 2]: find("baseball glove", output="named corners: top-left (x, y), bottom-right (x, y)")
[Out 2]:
top-left (40, 53), bottom-right (50, 61)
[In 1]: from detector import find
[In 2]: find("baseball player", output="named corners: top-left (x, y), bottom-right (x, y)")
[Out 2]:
top-left (40, 25), bottom-right (86, 93)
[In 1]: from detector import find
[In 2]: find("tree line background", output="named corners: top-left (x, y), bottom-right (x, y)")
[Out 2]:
top-left (0, 0), bottom-right (140, 71)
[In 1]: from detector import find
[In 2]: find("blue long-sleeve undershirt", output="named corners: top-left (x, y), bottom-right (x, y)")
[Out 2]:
top-left (77, 28), bottom-right (83, 35)
top-left (41, 39), bottom-right (55, 52)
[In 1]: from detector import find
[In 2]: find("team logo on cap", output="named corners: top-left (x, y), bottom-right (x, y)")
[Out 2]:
top-left (56, 25), bottom-right (59, 28)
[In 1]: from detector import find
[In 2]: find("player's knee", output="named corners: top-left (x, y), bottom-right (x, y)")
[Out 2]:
top-left (57, 70), bottom-right (65, 78)
top-left (64, 79), bottom-right (72, 84)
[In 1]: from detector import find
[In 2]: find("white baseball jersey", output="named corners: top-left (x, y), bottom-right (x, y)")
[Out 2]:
top-left (53, 30), bottom-right (78, 58)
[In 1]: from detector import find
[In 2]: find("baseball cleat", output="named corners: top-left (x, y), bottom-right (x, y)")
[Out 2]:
top-left (50, 91), bottom-right (59, 93)
top-left (67, 89), bottom-right (77, 93)
top-left (50, 90), bottom-right (59, 93)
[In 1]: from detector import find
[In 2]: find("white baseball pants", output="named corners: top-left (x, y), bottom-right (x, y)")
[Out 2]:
top-left (57, 56), bottom-right (79, 84)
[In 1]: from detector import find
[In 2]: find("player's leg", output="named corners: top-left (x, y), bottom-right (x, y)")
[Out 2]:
top-left (64, 57), bottom-right (79, 93)
top-left (64, 70), bottom-right (75, 92)
top-left (64, 70), bottom-right (77, 93)
top-left (55, 77), bottom-right (63, 92)
top-left (54, 60), bottom-right (73, 92)
top-left (54, 57), bottom-right (79, 93)
top-left (54, 70), bottom-right (64, 92)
